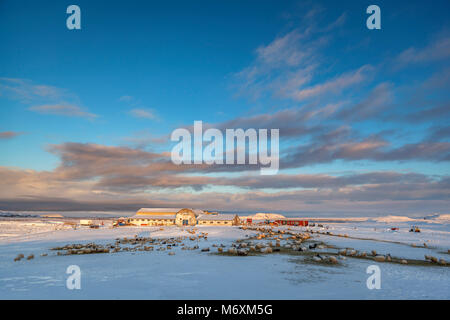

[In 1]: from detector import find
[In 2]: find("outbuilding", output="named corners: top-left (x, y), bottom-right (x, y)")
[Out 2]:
top-left (197, 214), bottom-right (240, 226)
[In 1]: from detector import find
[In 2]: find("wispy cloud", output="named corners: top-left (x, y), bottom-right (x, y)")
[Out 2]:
top-left (395, 34), bottom-right (450, 67)
top-left (337, 82), bottom-right (393, 121)
top-left (119, 95), bottom-right (159, 121)
top-left (0, 78), bottom-right (96, 120)
top-left (119, 95), bottom-right (134, 102)
top-left (29, 104), bottom-right (98, 119)
top-left (0, 131), bottom-right (23, 139)
top-left (0, 78), bottom-right (72, 104)
top-left (233, 10), bottom-right (353, 103)
top-left (129, 108), bottom-right (157, 120)
top-left (289, 65), bottom-right (373, 101)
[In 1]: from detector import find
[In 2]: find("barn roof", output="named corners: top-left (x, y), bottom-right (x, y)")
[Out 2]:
top-left (130, 214), bottom-right (176, 220)
top-left (197, 214), bottom-right (237, 221)
top-left (137, 208), bottom-right (183, 213)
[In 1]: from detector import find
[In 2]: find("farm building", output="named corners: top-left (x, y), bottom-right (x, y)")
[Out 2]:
top-left (79, 219), bottom-right (94, 226)
top-left (129, 215), bottom-right (176, 226)
top-left (128, 208), bottom-right (240, 227)
top-left (197, 214), bottom-right (240, 226)
top-left (128, 208), bottom-right (181, 226)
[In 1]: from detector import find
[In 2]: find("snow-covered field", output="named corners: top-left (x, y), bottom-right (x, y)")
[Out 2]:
top-left (0, 216), bottom-right (449, 299)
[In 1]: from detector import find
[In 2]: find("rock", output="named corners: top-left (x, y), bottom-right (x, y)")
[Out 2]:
top-left (237, 249), bottom-right (248, 256)
top-left (260, 247), bottom-right (272, 254)
top-left (338, 249), bottom-right (347, 255)
top-left (371, 250), bottom-right (377, 256)
top-left (439, 259), bottom-right (446, 266)
top-left (227, 248), bottom-right (237, 254)
top-left (373, 255), bottom-right (385, 262)
top-left (312, 255), bottom-right (322, 262)
top-left (27, 254), bottom-right (34, 260)
top-left (328, 256), bottom-right (338, 264)
top-left (430, 256), bottom-right (438, 263)
top-left (217, 247), bottom-right (223, 253)
top-left (425, 255), bottom-right (431, 260)
top-left (168, 251), bottom-right (175, 256)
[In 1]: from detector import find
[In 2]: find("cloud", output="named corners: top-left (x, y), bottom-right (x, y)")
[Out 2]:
top-left (118, 95), bottom-right (159, 121)
top-left (336, 82), bottom-right (393, 121)
top-left (0, 131), bottom-right (23, 139)
top-left (427, 126), bottom-right (450, 141)
top-left (396, 35), bottom-right (450, 67)
top-left (233, 27), bottom-right (325, 100)
top-left (0, 164), bottom-right (448, 214)
top-left (233, 11), bottom-right (371, 104)
top-left (0, 78), bottom-right (74, 104)
top-left (211, 171), bottom-right (433, 190)
top-left (0, 78), bottom-right (95, 120)
top-left (290, 65), bottom-right (373, 101)
top-left (29, 104), bottom-right (98, 119)
top-left (283, 137), bottom-right (450, 169)
top-left (119, 95), bottom-right (134, 102)
top-left (129, 108), bottom-right (157, 120)
top-left (406, 103), bottom-right (450, 123)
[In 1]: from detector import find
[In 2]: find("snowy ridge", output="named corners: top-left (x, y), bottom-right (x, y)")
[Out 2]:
top-left (240, 213), bottom-right (286, 220)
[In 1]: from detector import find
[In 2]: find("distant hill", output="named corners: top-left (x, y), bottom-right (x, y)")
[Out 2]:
top-left (241, 213), bottom-right (286, 220)
top-left (0, 211), bottom-right (40, 218)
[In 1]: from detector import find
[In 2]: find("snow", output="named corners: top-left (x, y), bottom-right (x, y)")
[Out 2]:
top-left (241, 213), bottom-right (286, 220)
top-left (0, 216), bottom-right (449, 299)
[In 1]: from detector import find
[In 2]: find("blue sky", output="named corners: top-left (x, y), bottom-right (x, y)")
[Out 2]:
top-left (0, 0), bottom-right (449, 215)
